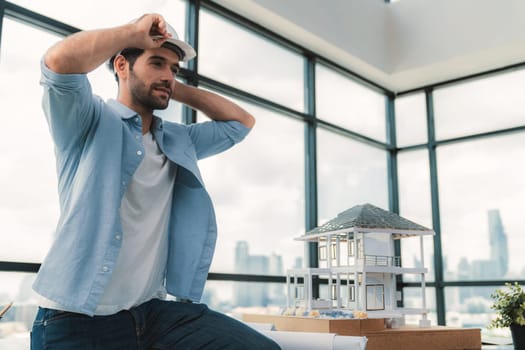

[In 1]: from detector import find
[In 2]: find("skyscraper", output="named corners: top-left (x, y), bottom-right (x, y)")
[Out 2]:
top-left (234, 241), bottom-right (269, 307)
top-left (235, 241), bottom-right (250, 274)
top-left (456, 209), bottom-right (509, 304)
top-left (233, 241), bottom-right (286, 307)
top-left (488, 209), bottom-right (508, 277)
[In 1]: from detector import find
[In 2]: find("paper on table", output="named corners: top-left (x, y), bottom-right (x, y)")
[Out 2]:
top-left (333, 334), bottom-right (368, 350)
top-left (260, 330), bottom-right (367, 350)
top-left (245, 322), bottom-right (274, 331)
top-left (261, 330), bottom-right (335, 350)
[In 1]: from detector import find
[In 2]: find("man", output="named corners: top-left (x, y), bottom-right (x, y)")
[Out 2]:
top-left (31, 13), bottom-right (280, 350)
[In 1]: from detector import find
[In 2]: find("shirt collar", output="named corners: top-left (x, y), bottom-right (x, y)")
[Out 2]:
top-left (107, 99), bottom-right (164, 132)
top-left (107, 99), bottom-right (138, 120)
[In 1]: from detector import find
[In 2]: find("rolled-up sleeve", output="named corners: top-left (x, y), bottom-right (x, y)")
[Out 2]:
top-left (40, 59), bottom-right (100, 151)
top-left (187, 120), bottom-right (251, 159)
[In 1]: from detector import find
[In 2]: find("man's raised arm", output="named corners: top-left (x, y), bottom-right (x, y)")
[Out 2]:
top-left (171, 82), bottom-right (255, 129)
top-left (44, 14), bottom-right (172, 74)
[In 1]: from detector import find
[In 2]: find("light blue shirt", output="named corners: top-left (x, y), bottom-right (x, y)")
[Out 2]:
top-left (33, 61), bottom-right (250, 316)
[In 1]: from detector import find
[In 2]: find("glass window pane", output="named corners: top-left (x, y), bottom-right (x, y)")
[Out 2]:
top-left (403, 286), bottom-right (437, 326)
top-left (0, 19), bottom-right (62, 262)
top-left (204, 280), bottom-right (286, 315)
top-left (88, 66), bottom-right (118, 101)
top-left (198, 97), bottom-right (305, 274)
top-left (438, 133), bottom-right (525, 281)
top-left (9, 0), bottom-right (186, 35)
top-left (316, 64), bottom-right (386, 142)
top-left (317, 129), bottom-right (388, 223)
top-left (445, 286), bottom-right (501, 330)
top-left (0, 272), bottom-right (37, 345)
top-left (199, 10), bottom-right (304, 112)
top-left (395, 93), bottom-right (428, 147)
top-left (398, 150), bottom-right (434, 282)
top-left (434, 69), bottom-right (525, 140)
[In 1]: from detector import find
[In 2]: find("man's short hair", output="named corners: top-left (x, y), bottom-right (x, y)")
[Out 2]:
top-left (109, 48), bottom-right (144, 82)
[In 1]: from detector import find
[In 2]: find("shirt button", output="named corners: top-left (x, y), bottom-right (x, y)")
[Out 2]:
top-left (115, 234), bottom-right (121, 240)
top-left (135, 135), bottom-right (141, 140)
top-left (137, 150), bottom-right (143, 156)
top-left (102, 266), bottom-right (110, 273)
top-left (134, 117), bottom-right (140, 123)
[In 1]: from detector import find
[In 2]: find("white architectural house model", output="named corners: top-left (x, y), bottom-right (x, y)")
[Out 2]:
top-left (286, 203), bottom-right (435, 326)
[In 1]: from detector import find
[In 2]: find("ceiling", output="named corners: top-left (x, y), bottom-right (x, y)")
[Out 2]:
top-left (213, 0), bottom-right (525, 93)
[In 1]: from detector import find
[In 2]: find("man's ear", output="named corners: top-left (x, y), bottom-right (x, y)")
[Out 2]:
top-left (114, 55), bottom-right (129, 81)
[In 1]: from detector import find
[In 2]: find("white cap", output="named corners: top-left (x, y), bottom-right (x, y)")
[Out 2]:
top-left (159, 21), bottom-right (196, 62)
top-left (107, 20), bottom-right (196, 72)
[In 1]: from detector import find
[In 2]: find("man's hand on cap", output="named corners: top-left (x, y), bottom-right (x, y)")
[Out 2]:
top-left (131, 14), bottom-right (173, 50)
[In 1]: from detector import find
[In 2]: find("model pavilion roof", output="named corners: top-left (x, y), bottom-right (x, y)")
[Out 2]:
top-left (297, 203), bottom-right (435, 241)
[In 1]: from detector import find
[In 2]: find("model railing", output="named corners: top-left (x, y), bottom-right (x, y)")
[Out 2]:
top-left (361, 255), bottom-right (401, 267)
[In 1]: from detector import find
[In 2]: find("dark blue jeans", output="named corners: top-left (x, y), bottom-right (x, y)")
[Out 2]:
top-left (31, 299), bottom-right (281, 350)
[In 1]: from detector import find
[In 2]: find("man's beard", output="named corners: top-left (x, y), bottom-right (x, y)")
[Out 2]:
top-left (129, 70), bottom-right (171, 110)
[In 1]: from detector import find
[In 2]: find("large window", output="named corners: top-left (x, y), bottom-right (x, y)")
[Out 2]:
top-left (199, 9), bottom-right (305, 112)
top-left (433, 69), bottom-right (525, 140)
top-left (316, 129), bottom-right (388, 223)
top-left (203, 280), bottom-right (286, 314)
top-left (437, 133), bottom-right (525, 282)
top-left (9, 0), bottom-right (186, 34)
top-left (0, 272), bottom-right (37, 329)
top-left (316, 64), bottom-right (386, 142)
top-left (445, 287), bottom-right (497, 328)
top-left (395, 92), bottom-right (427, 147)
top-left (403, 286), bottom-right (437, 326)
top-left (397, 149), bottom-right (434, 282)
top-left (198, 97), bottom-right (305, 274)
top-left (0, 19), bottom-right (61, 263)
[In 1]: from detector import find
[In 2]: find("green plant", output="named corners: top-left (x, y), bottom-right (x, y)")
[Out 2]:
top-left (489, 282), bottom-right (525, 328)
